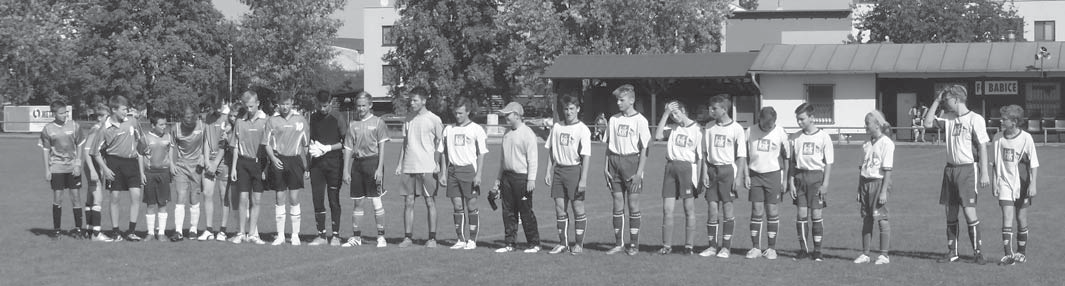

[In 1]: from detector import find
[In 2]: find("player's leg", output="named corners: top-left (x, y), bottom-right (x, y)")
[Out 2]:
top-left (795, 205), bottom-right (810, 259)
top-left (422, 174), bottom-right (439, 247)
top-left (326, 165), bottom-right (343, 245)
top-left (571, 199), bottom-right (587, 254)
top-left (109, 190), bottom-right (122, 239)
top-left (371, 195), bottom-right (386, 247)
top-left (464, 196), bottom-right (479, 249)
top-left (959, 166), bottom-right (985, 263)
top-left (248, 191), bottom-right (264, 244)
top-left (702, 200), bottom-right (721, 257)
top-left (681, 197), bottom-right (696, 255)
top-left (998, 202), bottom-right (1016, 265)
top-left (308, 163), bottom-right (329, 244)
top-left (188, 172), bottom-right (202, 239)
top-left (660, 197), bottom-right (676, 254)
top-left (811, 207), bottom-right (824, 261)
top-left (549, 167), bottom-right (569, 253)
top-left (625, 176), bottom-right (642, 255)
top-left (67, 185), bottom-right (84, 238)
top-left (173, 172), bottom-right (189, 241)
top-left (156, 199), bottom-right (170, 242)
top-left (496, 172), bottom-right (519, 252)
top-left (345, 196), bottom-right (365, 247)
top-left (517, 176), bottom-right (540, 253)
top-left (749, 201), bottom-right (765, 258)
top-left (939, 204), bottom-right (961, 262)
top-left (450, 196), bottom-right (467, 249)
top-left (145, 204), bottom-right (158, 241)
top-left (876, 218), bottom-right (891, 264)
top-left (127, 187), bottom-right (143, 241)
top-left (217, 175), bottom-right (232, 241)
top-left (237, 191), bottom-right (250, 243)
top-left (401, 174), bottom-right (416, 247)
top-left (200, 174), bottom-right (216, 240)
top-left (90, 183), bottom-right (108, 241)
top-left (51, 186), bottom-right (64, 239)
top-left (607, 192), bottom-right (626, 254)
top-left (287, 160), bottom-right (304, 245)
top-left (720, 201), bottom-right (735, 258)
top-left (1016, 204), bottom-right (1029, 262)
top-left (272, 188), bottom-right (288, 245)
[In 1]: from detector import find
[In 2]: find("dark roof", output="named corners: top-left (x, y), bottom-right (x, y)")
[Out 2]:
top-left (542, 52), bottom-right (759, 79)
top-left (331, 38), bottom-right (364, 52)
top-left (750, 42), bottom-right (1065, 76)
top-left (729, 9), bottom-right (851, 20)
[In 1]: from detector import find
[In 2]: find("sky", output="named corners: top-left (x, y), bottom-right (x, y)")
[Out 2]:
top-left (211, 0), bottom-right (387, 39)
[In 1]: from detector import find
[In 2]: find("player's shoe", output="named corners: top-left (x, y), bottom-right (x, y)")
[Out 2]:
top-left (763, 248), bottom-right (778, 260)
top-left (606, 245), bottom-right (626, 255)
top-left (656, 246), bottom-right (672, 255)
top-left (699, 246), bottom-right (718, 257)
top-left (69, 228), bottom-right (83, 239)
top-left (144, 234), bottom-right (157, 242)
top-left (341, 237), bottom-right (362, 248)
top-left (746, 248), bottom-right (762, 259)
top-left (329, 235), bottom-right (342, 247)
top-left (247, 235), bottom-right (266, 245)
top-left (230, 233), bottom-right (246, 244)
top-left (308, 235), bottom-right (328, 246)
top-left (398, 237), bottom-right (414, 248)
top-left (376, 236), bottom-right (387, 248)
top-left (972, 253), bottom-right (988, 265)
top-left (936, 251), bottom-right (959, 263)
top-left (170, 232), bottom-right (185, 242)
top-left (853, 254), bottom-right (871, 264)
top-left (450, 240), bottom-right (467, 250)
top-left (92, 232), bottom-right (113, 242)
top-left (188, 230), bottom-right (198, 240)
top-left (215, 232), bottom-right (228, 242)
top-left (549, 245), bottom-right (568, 254)
top-left (812, 252), bottom-right (824, 262)
top-left (794, 250), bottom-right (810, 261)
top-left (495, 245), bottom-right (515, 253)
top-left (197, 231), bottom-right (214, 241)
top-left (110, 231), bottom-right (125, 242)
top-left (1013, 253), bottom-right (1026, 263)
top-left (426, 239), bottom-right (438, 248)
top-left (523, 246), bottom-right (541, 253)
top-left (291, 235), bottom-right (301, 246)
top-left (50, 229), bottom-right (62, 240)
top-left (124, 232), bottom-right (143, 242)
top-left (270, 236), bottom-right (285, 246)
top-left (684, 246), bottom-right (695, 256)
top-left (716, 248), bottom-right (731, 258)
top-left (464, 240), bottom-right (477, 250)
top-left (570, 245), bottom-right (584, 255)
top-left (875, 255), bottom-right (890, 265)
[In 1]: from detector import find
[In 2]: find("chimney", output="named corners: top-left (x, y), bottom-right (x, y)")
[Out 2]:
top-left (777, 0), bottom-right (783, 10)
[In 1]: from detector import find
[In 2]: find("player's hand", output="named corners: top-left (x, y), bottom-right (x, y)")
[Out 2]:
top-left (603, 169), bottom-right (613, 190)
top-left (230, 169), bottom-right (238, 182)
top-left (89, 169), bottom-right (99, 182)
top-left (1029, 185), bottom-right (1037, 197)
top-left (343, 172), bottom-right (351, 185)
top-left (102, 167), bottom-right (115, 181)
top-left (743, 175), bottom-right (751, 189)
top-left (72, 166), bottom-right (81, 177)
top-left (979, 174), bottom-right (990, 189)
top-left (45, 172), bottom-right (52, 182)
top-left (273, 159), bottom-right (284, 170)
top-left (878, 191), bottom-right (888, 205)
top-left (788, 184), bottom-right (797, 200)
top-left (438, 171), bottom-right (447, 187)
top-left (544, 173), bottom-right (552, 186)
top-left (373, 167), bottom-right (383, 183)
top-left (205, 163), bottom-right (217, 174)
top-left (526, 180), bottom-right (535, 193)
top-left (394, 165), bottom-right (402, 176)
top-left (818, 184), bottom-right (828, 196)
top-left (992, 185), bottom-right (999, 197)
top-left (492, 180), bottom-right (501, 192)
top-left (170, 168), bottom-right (178, 177)
top-left (140, 175), bottom-right (147, 185)
top-left (304, 170), bottom-right (310, 180)
top-left (629, 172), bottom-right (644, 190)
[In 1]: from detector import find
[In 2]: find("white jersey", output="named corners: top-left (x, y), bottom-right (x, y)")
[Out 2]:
top-left (440, 122), bottom-right (488, 170)
top-left (605, 112), bottom-right (651, 155)
top-left (992, 131), bottom-right (1039, 200)
top-left (860, 135), bottom-right (895, 179)
top-left (704, 121), bottom-right (747, 165)
top-left (790, 129), bottom-right (834, 171)
top-left (936, 111), bottom-right (990, 165)
top-left (747, 125), bottom-right (790, 173)
top-left (545, 121), bottom-right (591, 166)
top-left (666, 122), bottom-right (702, 162)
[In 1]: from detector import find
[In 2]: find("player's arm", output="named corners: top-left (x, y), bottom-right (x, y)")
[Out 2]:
top-left (230, 124), bottom-right (239, 182)
top-left (92, 135), bottom-right (113, 180)
top-left (474, 131), bottom-right (486, 187)
top-left (342, 124), bottom-right (355, 184)
top-left (394, 122), bottom-right (407, 175)
top-left (1027, 138), bottom-right (1039, 197)
top-left (169, 140), bottom-right (178, 176)
top-left (736, 128), bottom-right (749, 189)
top-left (39, 133), bottom-right (51, 181)
top-left (654, 106), bottom-right (671, 141)
top-left (602, 120), bottom-right (612, 186)
top-left (525, 132), bottom-right (538, 193)
top-left (633, 119), bottom-right (651, 186)
top-left (264, 121), bottom-right (283, 169)
top-left (83, 137), bottom-right (99, 182)
top-left (820, 138), bottom-right (834, 195)
top-left (544, 128), bottom-right (554, 186)
top-left (924, 92), bottom-right (942, 129)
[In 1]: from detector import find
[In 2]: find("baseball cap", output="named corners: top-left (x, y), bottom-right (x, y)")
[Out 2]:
top-left (498, 102), bottom-right (523, 116)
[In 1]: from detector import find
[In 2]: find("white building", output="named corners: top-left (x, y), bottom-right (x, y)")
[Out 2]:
top-left (1009, 0), bottom-right (1064, 42)
top-left (362, 0), bottom-right (399, 101)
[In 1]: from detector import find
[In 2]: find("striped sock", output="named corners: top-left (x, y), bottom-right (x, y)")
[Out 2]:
top-left (1002, 226), bottom-right (1014, 256)
top-left (947, 220), bottom-right (959, 253)
top-left (750, 216), bottom-right (763, 249)
top-left (722, 217), bottom-right (735, 249)
top-left (812, 218), bottom-right (824, 252)
top-left (612, 211), bottom-right (624, 246)
top-left (968, 220), bottom-right (982, 253)
top-left (707, 221), bottom-right (719, 248)
top-left (629, 211), bottom-right (641, 247)
top-left (574, 214), bottom-right (587, 247)
top-left (468, 210), bottom-right (479, 241)
top-left (796, 219), bottom-right (809, 252)
top-left (453, 210), bottom-right (466, 241)
top-left (767, 216), bottom-right (779, 249)
top-left (556, 214), bottom-right (569, 247)
top-left (1017, 227), bottom-right (1028, 254)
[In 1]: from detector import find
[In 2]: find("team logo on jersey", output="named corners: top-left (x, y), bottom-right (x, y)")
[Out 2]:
top-left (1003, 148), bottom-right (1016, 162)
top-left (192, 130), bottom-right (203, 135)
top-left (757, 139), bottom-right (771, 152)
top-left (952, 122), bottom-right (968, 137)
top-left (863, 155), bottom-right (881, 170)
top-left (674, 134), bottom-right (691, 147)
top-left (560, 133), bottom-right (573, 146)
top-left (617, 124), bottom-right (632, 137)
top-left (714, 134), bottom-right (727, 147)
top-left (295, 122), bottom-right (304, 131)
top-left (64, 130), bottom-right (74, 135)
top-left (454, 134), bottom-right (469, 146)
top-left (802, 142), bottom-right (816, 155)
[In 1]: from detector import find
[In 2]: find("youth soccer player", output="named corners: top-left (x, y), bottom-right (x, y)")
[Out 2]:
top-left (923, 84), bottom-right (990, 265)
top-left (699, 95), bottom-right (748, 258)
top-left (39, 101), bottom-right (85, 239)
top-left (653, 101), bottom-right (701, 255)
top-left (264, 94), bottom-right (309, 246)
top-left (990, 105), bottom-right (1038, 265)
top-left (341, 92), bottom-right (390, 248)
top-left (603, 84), bottom-right (651, 256)
top-left (544, 96), bottom-right (591, 255)
top-left (198, 101), bottom-right (232, 241)
top-left (493, 102), bottom-right (541, 253)
top-left (171, 106), bottom-right (205, 241)
top-left (394, 88), bottom-right (444, 248)
top-left (745, 107), bottom-right (790, 259)
top-left (230, 90), bottom-right (269, 245)
top-left (82, 103), bottom-right (112, 241)
top-left (438, 97), bottom-right (488, 250)
top-left (787, 103), bottom-right (833, 261)
top-left (854, 111), bottom-right (894, 265)
top-left (307, 91), bottom-right (346, 246)
top-left (92, 95), bottom-right (146, 241)
top-left (140, 112), bottom-right (175, 242)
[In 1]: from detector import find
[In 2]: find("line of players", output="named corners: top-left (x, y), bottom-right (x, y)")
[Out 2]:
top-left (40, 84), bottom-right (1038, 265)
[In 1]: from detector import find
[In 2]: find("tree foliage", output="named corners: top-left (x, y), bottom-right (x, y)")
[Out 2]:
top-left (855, 0), bottom-right (1024, 43)
top-left (0, 1), bottom-right (81, 105)
top-left (739, 0), bottom-right (758, 11)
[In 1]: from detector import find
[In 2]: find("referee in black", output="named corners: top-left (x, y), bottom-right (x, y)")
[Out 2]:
top-left (308, 91), bottom-right (347, 246)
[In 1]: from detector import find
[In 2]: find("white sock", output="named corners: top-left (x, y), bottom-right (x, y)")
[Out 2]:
top-left (146, 213), bottom-right (157, 236)
top-left (290, 204), bottom-right (301, 240)
top-left (158, 213), bottom-right (169, 236)
top-left (189, 203), bottom-right (201, 232)
top-left (275, 205), bottom-right (286, 238)
top-left (174, 204), bottom-right (186, 234)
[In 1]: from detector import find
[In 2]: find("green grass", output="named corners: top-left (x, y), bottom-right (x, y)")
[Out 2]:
top-left (2, 137), bottom-right (1063, 285)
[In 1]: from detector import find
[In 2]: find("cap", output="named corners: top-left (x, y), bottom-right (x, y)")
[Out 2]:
top-left (498, 102), bottom-right (523, 116)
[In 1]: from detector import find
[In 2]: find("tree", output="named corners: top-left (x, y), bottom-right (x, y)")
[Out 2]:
top-left (739, 0), bottom-right (758, 10)
top-left (0, 1), bottom-right (82, 105)
top-left (855, 0), bottom-right (1024, 44)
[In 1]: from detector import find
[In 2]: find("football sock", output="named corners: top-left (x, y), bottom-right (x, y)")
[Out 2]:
top-left (174, 204), bottom-right (186, 235)
top-left (73, 207), bottom-right (84, 229)
top-left (1017, 227), bottom-right (1028, 253)
top-left (967, 220), bottom-right (982, 253)
top-left (629, 211), bottom-right (641, 247)
top-left (879, 220), bottom-right (890, 255)
top-left (405, 232), bottom-right (413, 239)
top-left (812, 218), bottom-right (824, 252)
top-left (454, 210), bottom-right (466, 241)
top-left (275, 205), bottom-right (286, 239)
top-left (52, 204), bottom-right (62, 230)
top-left (1002, 226), bottom-right (1014, 256)
top-left (157, 212), bottom-right (168, 236)
top-left (612, 210), bottom-right (624, 246)
top-left (707, 221), bottom-right (719, 248)
top-left (685, 211), bottom-right (696, 247)
top-left (767, 216), bottom-right (779, 249)
top-left (314, 211), bottom-right (326, 233)
top-left (557, 214), bottom-right (569, 247)
top-left (330, 209), bottom-right (341, 234)
top-left (372, 197), bottom-right (386, 237)
top-left (861, 218), bottom-right (874, 253)
top-left (429, 232), bottom-right (436, 240)
top-left (290, 204), bottom-right (301, 240)
top-left (220, 226), bottom-right (228, 234)
top-left (468, 210), bottom-right (479, 241)
top-left (146, 213), bottom-right (156, 235)
top-left (749, 216), bottom-right (763, 249)
top-left (722, 217), bottom-right (735, 249)
top-left (796, 219), bottom-right (809, 252)
top-left (85, 208), bottom-right (94, 228)
top-left (189, 203), bottom-right (201, 232)
top-left (663, 212), bottom-right (674, 247)
top-left (92, 206), bottom-right (103, 232)
top-left (574, 214), bottom-right (587, 247)
top-left (128, 222), bottom-right (137, 234)
top-left (946, 220), bottom-right (959, 252)
top-left (353, 208), bottom-right (364, 236)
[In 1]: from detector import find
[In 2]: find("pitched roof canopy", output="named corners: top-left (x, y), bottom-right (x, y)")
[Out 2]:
top-left (542, 52), bottom-right (759, 79)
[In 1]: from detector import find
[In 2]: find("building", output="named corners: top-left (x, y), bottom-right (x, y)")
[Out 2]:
top-left (724, 9), bottom-right (855, 52)
top-left (362, 0), bottom-right (399, 102)
top-left (1010, 0), bottom-right (1065, 42)
top-left (329, 38), bottom-right (364, 73)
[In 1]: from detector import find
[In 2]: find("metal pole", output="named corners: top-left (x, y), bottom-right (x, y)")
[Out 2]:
top-left (228, 44), bottom-right (234, 103)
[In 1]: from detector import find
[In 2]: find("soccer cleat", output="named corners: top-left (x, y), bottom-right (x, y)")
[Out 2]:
top-left (291, 236), bottom-right (301, 246)
top-left (398, 237), bottom-right (414, 248)
top-left (308, 236), bottom-right (328, 246)
top-left (495, 245), bottom-right (515, 253)
top-left (570, 245), bottom-right (584, 255)
top-left (716, 248), bottom-right (731, 258)
top-left (188, 230), bottom-right (198, 240)
top-left (699, 247), bottom-right (718, 257)
top-left (794, 250), bottom-right (810, 261)
top-left (341, 237), bottom-right (362, 248)
top-left (1013, 253), bottom-right (1026, 263)
top-left (875, 255), bottom-right (890, 265)
top-left (936, 251), bottom-right (959, 263)
top-left (684, 246), bottom-right (695, 256)
top-left (812, 252), bottom-right (824, 262)
top-left (170, 232), bottom-right (185, 242)
top-left (656, 246), bottom-right (672, 255)
top-left (111, 232), bottom-right (125, 242)
top-left (450, 240), bottom-right (467, 250)
top-left (746, 248), bottom-right (762, 259)
top-left (197, 231), bottom-right (214, 241)
top-left (270, 236), bottom-right (285, 246)
top-left (523, 246), bottom-right (541, 253)
top-left (247, 235), bottom-right (266, 245)
top-left (763, 248), bottom-right (778, 260)
top-left (92, 232), bottom-right (113, 242)
top-left (329, 236), bottom-right (342, 247)
top-left (426, 239), bottom-right (438, 248)
top-left (376, 236), bottom-right (387, 248)
top-left (853, 254), bottom-right (871, 264)
top-left (625, 245), bottom-right (638, 256)
top-left (606, 245), bottom-right (626, 255)
top-left (69, 228), bottom-right (83, 239)
top-left (973, 253), bottom-right (987, 265)
top-left (124, 232), bottom-right (143, 242)
top-left (230, 233), bottom-right (246, 244)
top-left (549, 245), bottom-right (568, 254)
top-left (144, 234), bottom-right (157, 242)
top-left (215, 232), bottom-right (228, 242)
top-left (464, 240), bottom-right (477, 250)
top-left (50, 230), bottom-right (62, 240)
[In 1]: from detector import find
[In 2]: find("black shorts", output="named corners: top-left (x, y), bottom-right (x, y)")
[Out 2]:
top-left (350, 156), bottom-right (383, 198)
top-left (940, 163), bottom-right (978, 207)
top-left (705, 164), bottom-right (736, 203)
top-left (793, 169), bottom-right (826, 209)
top-left (50, 173), bottom-right (82, 190)
top-left (749, 170), bottom-right (783, 204)
top-left (143, 169), bottom-right (171, 205)
top-left (446, 164), bottom-right (477, 199)
top-left (310, 156), bottom-right (343, 189)
top-left (105, 155), bottom-right (142, 191)
top-left (661, 161), bottom-right (695, 199)
top-left (551, 165), bottom-right (582, 200)
top-left (267, 155), bottom-right (305, 191)
top-left (235, 157), bottom-right (264, 193)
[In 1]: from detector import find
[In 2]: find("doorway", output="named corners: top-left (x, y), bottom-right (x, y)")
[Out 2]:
top-left (896, 93), bottom-right (917, 141)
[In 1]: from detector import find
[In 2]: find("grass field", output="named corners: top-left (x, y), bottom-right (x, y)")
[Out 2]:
top-left (1, 136), bottom-right (1063, 285)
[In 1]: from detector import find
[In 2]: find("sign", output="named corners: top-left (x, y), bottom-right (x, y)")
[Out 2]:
top-left (983, 81), bottom-right (1018, 95)
top-left (974, 81), bottom-right (983, 95)
top-left (2, 105), bottom-right (71, 133)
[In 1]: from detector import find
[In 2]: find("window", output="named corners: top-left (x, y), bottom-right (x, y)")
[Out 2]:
top-left (1035, 21), bottom-right (1055, 41)
top-left (382, 65), bottom-right (398, 86)
top-left (382, 25), bottom-right (396, 46)
top-left (804, 84), bottom-right (835, 124)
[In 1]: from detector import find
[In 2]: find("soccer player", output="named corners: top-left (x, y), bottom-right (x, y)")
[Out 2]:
top-left (438, 97), bottom-right (488, 250)
top-left (603, 84), bottom-right (651, 256)
top-left (990, 105), bottom-right (1039, 265)
top-left (198, 101), bottom-right (233, 241)
top-left (341, 92), bottom-right (390, 248)
top-left (745, 107), bottom-right (790, 259)
top-left (923, 84), bottom-right (991, 265)
top-left (92, 95), bottom-right (146, 241)
top-left (82, 103), bottom-right (112, 241)
top-left (493, 102), bottom-right (541, 253)
top-left (140, 112), bottom-right (176, 242)
top-left (394, 88), bottom-right (444, 248)
top-left (653, 101), bottom-right (701, 255)
top-left (699, 95), bottom-right (748, 258)
top-left (787, 103), bottom-right (834, 261)
top-left (307, 91), bottom-right (347, 246)
top-left (854, 111), bottom-right (894, 265)
top-left (230, 90), bottom-right (269, 245)
top-left (171, 106), bottom-right (205, 241)
top-left (544, 96), bottom-right (591, 255)
top-left (39, 101), bottom-right (85, 239)
top-left (264, 94), bottom-right (309, 246)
